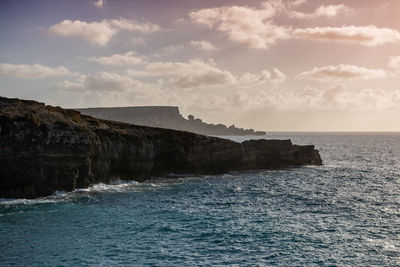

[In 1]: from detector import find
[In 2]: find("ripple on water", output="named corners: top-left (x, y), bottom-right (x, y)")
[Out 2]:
top-left (1, 133), bottom-right (400, 266)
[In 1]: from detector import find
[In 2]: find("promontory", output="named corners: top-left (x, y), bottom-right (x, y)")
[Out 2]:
top-left (0, 96), bottom-right (322, 199)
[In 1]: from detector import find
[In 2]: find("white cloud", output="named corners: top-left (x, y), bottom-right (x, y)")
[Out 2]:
top-left (189, 2), bottom-right (399, 49)
top-left (93, 0), bottom-right (104, 8)
top-left (125, 69), bottom-right (158, 78)
top-left (54, 80), bottom-right (85, 91)
top-left (190, 40), bottom-right (218, 51)
top-left (291, 0), bottom-right (307, 6)
top-left (49, 18), bottom-right (159, 46)
top-left (289, 4), bottom-right (352, 19)
top-left (296, 64), bottom-right (388, 82)
top-left (162, 44), bottom-right (185, 54)
top-left (315, 4), bottom-right (351, 17)
top-left (293, 25), bottom-right (400, 46)
top-left (49, 20), bottom-right (116, 46)
top-left (389, 56), bottom-right (400, 70)
top-left (144, 60), bottom-right (236, 89)
top-left (190, 2), bottom-right (290, 49)
top-left (126, 59), bottom-right (286, 88)
top-left (0, 63), bottom-right (72, 78)
top-left (88, 52), bottom-right (144, 66)
top-left (109, 18), bottom-right (160, 33)
top-left (239, 68), bottom-right (286, 84)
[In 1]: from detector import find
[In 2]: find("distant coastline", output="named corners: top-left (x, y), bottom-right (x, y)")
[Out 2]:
top-left (76, 106), bottom-right (266, 136)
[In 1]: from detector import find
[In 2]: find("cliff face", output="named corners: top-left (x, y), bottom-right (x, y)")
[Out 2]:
top-left (0, 97), bottom-right (322, 199)
top-left (77, 106), bottom-right (266, 136)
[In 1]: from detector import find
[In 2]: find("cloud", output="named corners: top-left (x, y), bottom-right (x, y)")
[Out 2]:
top-left (54, 71), bottom-right (145, 92)
top-left (83, 72), bottom-right (144, 91)
top-left (162, 44), bottom-right (185, 54)
top-left (49, 18), bottom-right (159, 46)
top-left (88, 52), bottom-right (144, 66)
top-left (315, 4), bottom-right (351, 17)
top-left (0, 62), bottom-right (72, 78)
top-left (296, 64), bottom-right (388, 82)
top-left (190, 40), bottom-right (218, 51)
top-left (389, 56), bottom-right (400, 70)
top-left (144, 60), bottom-right (236, 88)
top-left (302, 85), bottom-right (400, 112)
top-left (49, 20), bottom-right (116, 46)
top-left (130, 37), bottom-right (146, 46)
top-left (293, 25), bottom-right (400, 46)
top-left (190, 2), bottom-right (290, 49)
top-left (93, 0), bottom-right (104, 8)
top-left (225, 84), bottom-right (400, 113)
top-left (109, 18), bottom-right (160, 33)
top-left (291, 0), bottom-right (307, 6)
top-left (126, 59), bottom-right (286, 88)
top-left (189, 2), bottom-right (398, 49)
top-left (289, 4), bottom-right (352, 19)
top-left (53, 72), bottom-right (168, 108)
top-left (239, 68), bottom-right (287, 84)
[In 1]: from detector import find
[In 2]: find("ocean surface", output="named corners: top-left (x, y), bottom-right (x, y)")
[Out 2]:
top-left (1, 133), bottom-right (400, 266)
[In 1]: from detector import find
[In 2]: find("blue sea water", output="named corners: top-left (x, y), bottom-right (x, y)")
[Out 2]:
top-left (1, 133), bottom-right (400, 266)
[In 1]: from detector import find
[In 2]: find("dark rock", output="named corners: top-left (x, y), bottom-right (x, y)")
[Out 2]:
top-left (0, 96), bottom-right (322, 199)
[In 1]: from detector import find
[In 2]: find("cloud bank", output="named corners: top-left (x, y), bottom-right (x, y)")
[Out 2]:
top-left (293, 26), bottom-right (400, 46)
top-left (0, 63), bottom-right (72, 78)
top-left (296, 64), bottom-right (388, 82)
top-left (190, 2), bottom-right (290, 49)
top-left (88, 52), bottom-right (144, 66)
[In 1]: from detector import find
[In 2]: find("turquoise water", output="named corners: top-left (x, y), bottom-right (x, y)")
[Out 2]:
top-left (1, 133), bottom-right (400, 266)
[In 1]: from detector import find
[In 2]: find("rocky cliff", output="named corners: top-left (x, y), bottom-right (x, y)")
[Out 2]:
top-left (0, 96), bottom-right (322, 199)
top-left (77, 106), bottom-right (266, 136)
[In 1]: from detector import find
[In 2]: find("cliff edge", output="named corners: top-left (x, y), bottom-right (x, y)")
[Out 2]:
top-left (0, 96), bottom-right (322, 199)
top-left (76, 106), bottom-right (266, 136)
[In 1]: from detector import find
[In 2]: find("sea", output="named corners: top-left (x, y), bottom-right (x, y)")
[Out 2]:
top-left (1, 133), bottom-right (400, 266)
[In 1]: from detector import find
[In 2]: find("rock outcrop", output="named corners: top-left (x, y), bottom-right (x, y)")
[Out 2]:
top-left (76, 106), bottom-right (266, 136)
top-left (0, 96), bottom-right (322, 199)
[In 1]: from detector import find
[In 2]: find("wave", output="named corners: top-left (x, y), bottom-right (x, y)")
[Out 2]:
top-left (0, 179), bottom-right (140, 206)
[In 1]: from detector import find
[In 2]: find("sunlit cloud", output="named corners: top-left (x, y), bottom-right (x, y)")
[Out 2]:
top-left (190, 2), bottom-right (290, 49)
top-left (162, 44), bottom-right (185, 54)
top-left (109, 18), bottom-right (160, 33)
top-left (389, 56), bottom-right (400, 70)
top-left (133, 60), bottom-right (236, 89)
top-left (49, 18), bottom-right (159, 46)
top-left (126, 59), bottom-right (286, 88)
top-left (190, 40), bottom-right (218, 51)
top-left (239, 68), bottom-right (286, 84)
top-left (88, 52), bottom-right (144, 66)
top-left (293, 25), bottom-right (400, 46)
top-left (289, 4), bottom-right (353, 19)
top-left (296, 64), bottom-right (389, 82)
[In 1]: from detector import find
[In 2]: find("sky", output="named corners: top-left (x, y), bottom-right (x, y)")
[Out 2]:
top-left (1, 0), bottom-right (400, 131)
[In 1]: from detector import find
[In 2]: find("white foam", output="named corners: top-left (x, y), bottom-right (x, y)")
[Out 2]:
top-left (0, 197), bottom-right (63, 206)
top-left (0, 180), bottom-right (140, 205)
